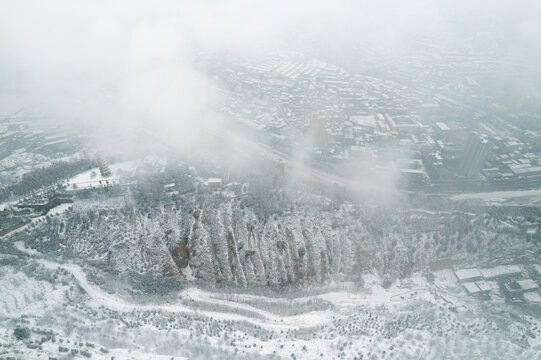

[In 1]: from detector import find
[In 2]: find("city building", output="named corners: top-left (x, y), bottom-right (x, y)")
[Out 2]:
top-left (516, 279), bottom-right (539, 293)
top-left (463, 282), bottom-right (483, 295)
top-left (480, 265), bottom-right (522, 280)
top-left (454, 268), bottom-right (482, 282)
top-left (460, 133), bottom-right (489, 178)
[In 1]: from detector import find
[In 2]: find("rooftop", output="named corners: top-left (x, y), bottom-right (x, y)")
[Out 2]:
top-left (463, 282), bottom-right (482, 294)
top-left (480, 265), bottom-right (522, 280)
top-left (517, 279), bottom-right (539, 292)
top-left (454, 268), bottom-right (482, 281)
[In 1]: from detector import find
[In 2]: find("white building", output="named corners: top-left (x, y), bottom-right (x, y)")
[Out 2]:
top-left (475, 280), bottom-right (498, 294)
top-left (517, 279), bottom-right (539, 292)
top-left (480, 265), bottom-right (522, 280)
top-left (454, 268), bottom-right (482, 282)
top-left (524, 291), bottom-right (541, 303)
top-left (463, 282), bottom-right (482, 295)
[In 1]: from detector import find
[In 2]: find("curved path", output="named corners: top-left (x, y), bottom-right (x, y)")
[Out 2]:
top-left (36, 259), bottom-right (333, 330)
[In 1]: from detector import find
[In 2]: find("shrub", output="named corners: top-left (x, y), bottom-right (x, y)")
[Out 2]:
top-left (13, 327), bottom-right (30, 340)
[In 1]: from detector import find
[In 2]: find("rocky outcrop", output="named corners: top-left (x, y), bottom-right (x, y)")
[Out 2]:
top-left (51, 198), bottom-right (353, 288)
top-left (24, 193), bottom-right (508, 290)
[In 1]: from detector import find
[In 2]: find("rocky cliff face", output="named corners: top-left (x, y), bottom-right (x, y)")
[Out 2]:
top-left (16, 190), bottom-right (525, 291)
top-left (58, 198), bottom-right (351, 288)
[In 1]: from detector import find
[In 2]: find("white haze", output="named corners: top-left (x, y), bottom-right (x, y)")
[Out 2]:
top-left (1, 0), bottom-right (540, 200)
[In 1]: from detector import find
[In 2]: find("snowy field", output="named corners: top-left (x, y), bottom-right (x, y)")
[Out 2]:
top-left (1, 249), bottom-right (540, 359)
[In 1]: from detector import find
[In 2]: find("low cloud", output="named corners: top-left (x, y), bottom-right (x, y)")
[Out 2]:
top-left (1, 0), bottom-right (539, 196)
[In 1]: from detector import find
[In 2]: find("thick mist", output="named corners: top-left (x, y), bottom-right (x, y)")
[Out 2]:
top-left (1, 0), bottom-right (540, 199)
top-left (1, 0), bottom-right (539, 135)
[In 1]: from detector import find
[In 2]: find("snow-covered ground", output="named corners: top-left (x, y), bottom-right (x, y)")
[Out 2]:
top-left (0, 267), bottom-right (66, 318)
top-left (13, 241), bottom-right (41, 256)
top-left (47, 202), bottom-right (73, 216)
top-left (32, 257), bottom-right (434, 332)
top-left (37, 259), bottom-right (333, 331)
top-left (451, 189), bottom-right (541, 206)
top-left (1, 254), bottom-right (540, 359)
top-left (63, 160), bottom-right (138, 191)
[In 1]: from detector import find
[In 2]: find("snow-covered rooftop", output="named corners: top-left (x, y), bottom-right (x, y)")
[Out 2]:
top-left (454, 268), bottom-right (482, 281)
top-left (463, 282), bottom-right (482, 294)
top-left (480, 265), bottom-right (522, 280)
top-left (517, 279), bottom-right (539, 292)
top-left (475, 280), bottom-right (498, 292)
top-left (524, 291), bottom-right (541, 303)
